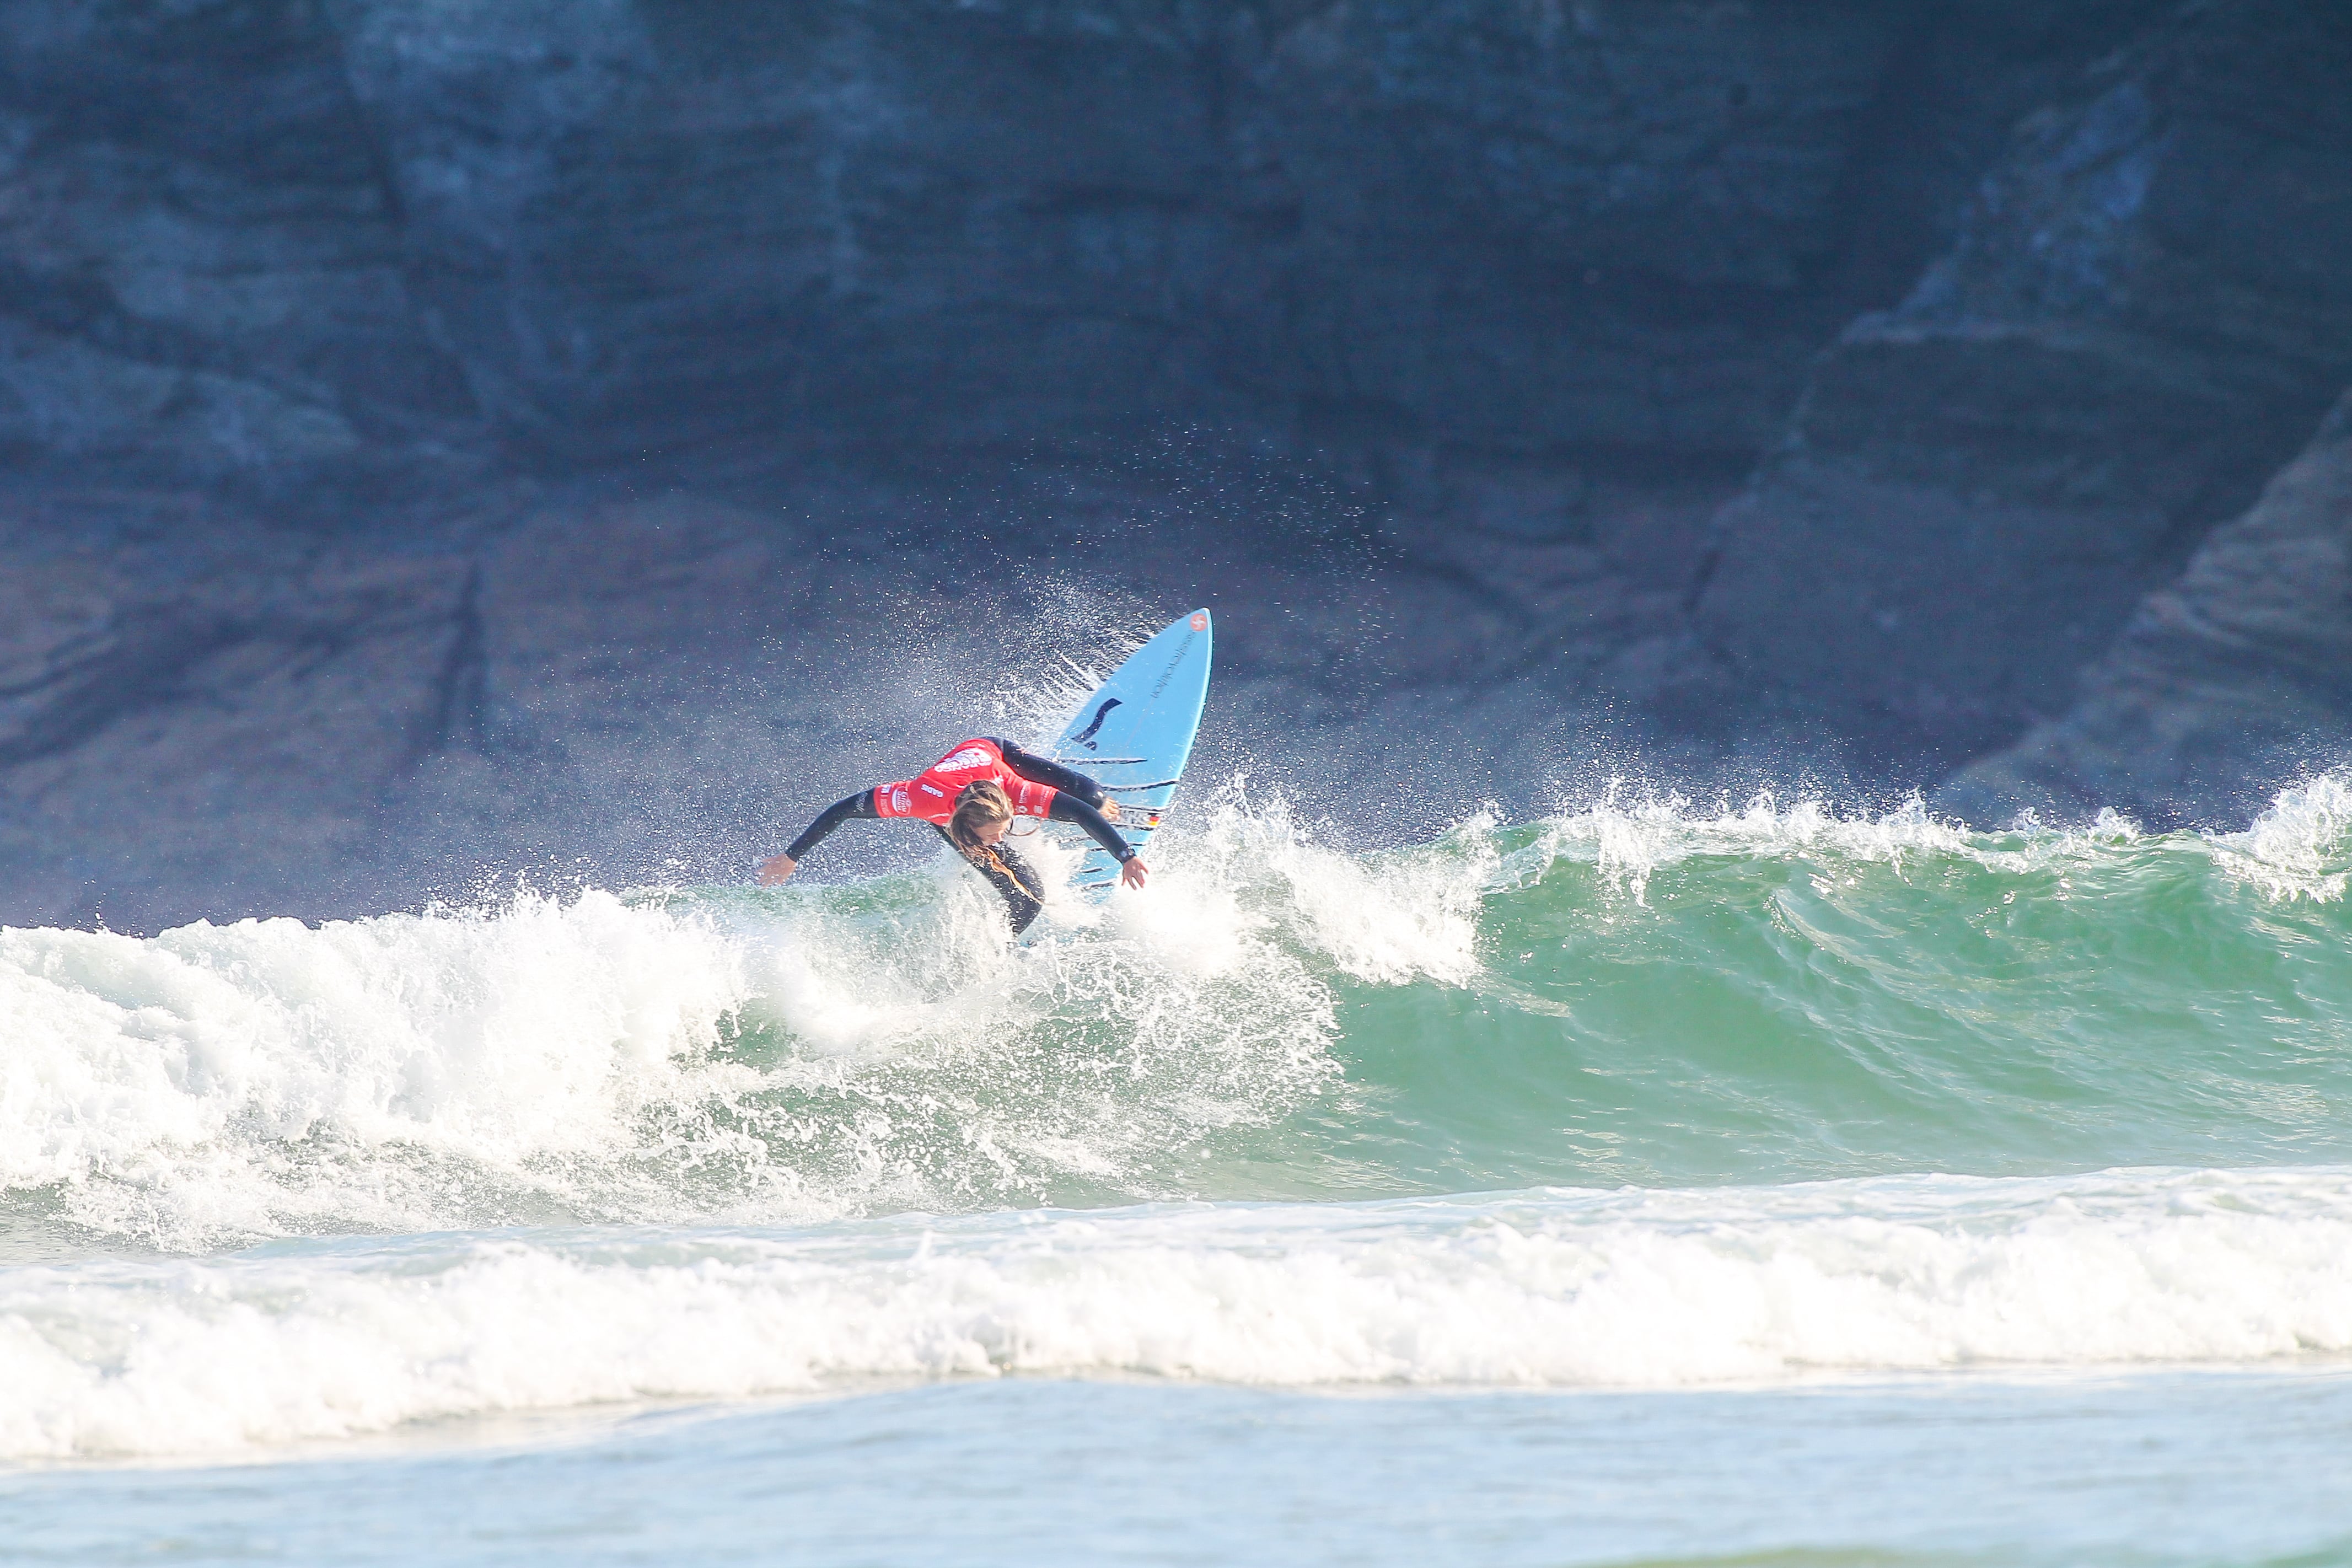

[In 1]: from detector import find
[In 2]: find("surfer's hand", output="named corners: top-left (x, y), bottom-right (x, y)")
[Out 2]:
top-left (1098, 800), bottom-right (1122, 823)
top-left (757, 852), bottom-right (797, 886)
top-left (1120, 857), bottom-right (1148, 891)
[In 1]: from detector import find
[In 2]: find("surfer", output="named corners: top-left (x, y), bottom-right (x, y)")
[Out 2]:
top-left (758, 737), bottom-right (1147, 933)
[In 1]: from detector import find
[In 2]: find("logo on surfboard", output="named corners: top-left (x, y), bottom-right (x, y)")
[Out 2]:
top-left (1071, 697), bottom-right (1123, 750)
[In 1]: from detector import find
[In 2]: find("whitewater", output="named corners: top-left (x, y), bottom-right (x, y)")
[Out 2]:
top-left (6, 772), bottom-right (2352, 1564)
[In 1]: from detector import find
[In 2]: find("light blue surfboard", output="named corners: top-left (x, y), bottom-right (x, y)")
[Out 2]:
top-left (1039, 608), bottom-right (1213, 894)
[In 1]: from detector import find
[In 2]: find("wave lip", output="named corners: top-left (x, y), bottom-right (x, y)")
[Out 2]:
top-left (6, 1165), bottom-right (2350, 1459)
top-left (1533, 773), bottom-right (2352, 906)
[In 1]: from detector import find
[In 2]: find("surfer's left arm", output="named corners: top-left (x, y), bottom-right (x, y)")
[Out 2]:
top-left (993, 739), bottom-right (1122, 823)
top-left (1048, 793), bottom-right (1150, 890)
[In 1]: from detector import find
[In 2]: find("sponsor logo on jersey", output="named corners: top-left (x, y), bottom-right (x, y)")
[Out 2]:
top-left (937, 745), bottom-right (994, 772)
top-left (920, 782), bottom-right (944, 797)
top-left (891, 787), bottom-right (911, 812)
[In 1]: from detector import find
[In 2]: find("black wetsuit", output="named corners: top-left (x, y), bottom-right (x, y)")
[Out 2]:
top-left (783, 739), bottom-right (1134, 935)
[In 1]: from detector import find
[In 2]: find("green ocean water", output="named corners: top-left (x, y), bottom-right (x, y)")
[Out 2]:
top-left (1312, 807), bottom-right (2352, 1194)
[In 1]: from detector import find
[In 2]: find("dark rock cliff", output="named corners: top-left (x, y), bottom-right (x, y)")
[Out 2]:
top-left (3, 0), bottom-right (2013, 470)
top-left (2, 0), bottom-right (2346, 925)
top-left (1939, 389), bottom-right (2352, 827)
top-left (1695, 1), bottom-right (2352, 769)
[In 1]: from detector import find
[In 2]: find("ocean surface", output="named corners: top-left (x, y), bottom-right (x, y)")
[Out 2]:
top-left (6, 770), bottom-right (2352, 1564)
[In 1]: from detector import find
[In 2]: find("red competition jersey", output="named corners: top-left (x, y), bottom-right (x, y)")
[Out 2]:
top-left (873, 738), bottom-right (1059, 825)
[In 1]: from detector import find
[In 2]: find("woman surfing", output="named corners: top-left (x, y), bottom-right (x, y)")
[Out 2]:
top-left (758, 737), bottom-right (1147, 934)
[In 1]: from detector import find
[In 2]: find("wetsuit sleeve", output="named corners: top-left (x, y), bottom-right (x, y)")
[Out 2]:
top-left (1049, 792), bottom-right (1136, 862)
top-left (785, 791), bottom-right (880, 861)
top-left (992, 739), bottom-right (1109, 807)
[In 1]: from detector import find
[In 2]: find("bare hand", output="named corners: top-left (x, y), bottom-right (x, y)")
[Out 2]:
top-left (1099, 800), bottom-right (1123, 823)
top-left (1120, 857), bottom-right (1148, 891)
top-left (757, 852), bottom-right (798, 886)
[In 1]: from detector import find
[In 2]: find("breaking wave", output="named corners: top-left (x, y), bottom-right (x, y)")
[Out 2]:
top-left (6, 775), bottom-right (2352, 1251)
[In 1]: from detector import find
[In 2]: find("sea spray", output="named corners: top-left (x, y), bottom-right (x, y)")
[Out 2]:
top-left (2212, 771), bottom-right (2352, 901)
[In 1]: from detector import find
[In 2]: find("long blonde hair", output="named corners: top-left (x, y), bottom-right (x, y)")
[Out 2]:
top-left (947, 780), bottom-right (1016, 871)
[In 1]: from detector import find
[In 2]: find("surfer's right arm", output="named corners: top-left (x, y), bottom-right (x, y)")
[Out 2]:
top-left (993, 740), bottom-right (1122, 820)
top-left (758, 790), bottom-right (879, 884)
top-left (992, 740), bottom-right (1147, 887)
top-left (1046, 793), bottom-right (1149, 890)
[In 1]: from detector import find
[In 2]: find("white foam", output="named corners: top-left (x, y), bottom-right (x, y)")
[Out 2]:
top-left (6, 1166), bottom-right (2348, 1459)
top-left (2210, 772), bottom-right (2352, 902)
top-left (2, 784), bottom-right (1500, 1248)
top-left (0, 893), bottom-right (761, 1245)
top-left (1169, 786), bottom-right (1490, 986)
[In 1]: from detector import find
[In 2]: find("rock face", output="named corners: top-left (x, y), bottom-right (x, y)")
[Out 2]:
top-left (1695, 1), bottom-right (2352, 767)
top-left (2, 0), bottom-right (2349, 923)
top-left (0, 506), bottom-right (473, 926)
top-left (1938, 391), bottom-right (2352, 827)
top-left (327, 0), bottom-right (1907, 461)
top-left (4, 1), bottom-right (2154, 477)
top-left (0, 1), bottom-right (476, 483)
